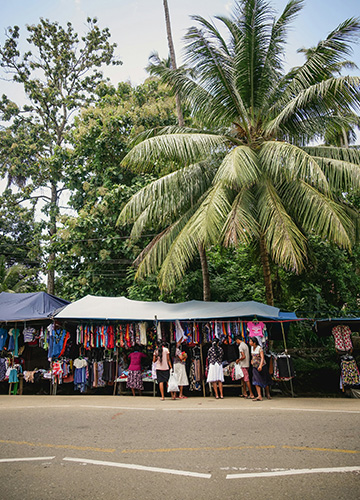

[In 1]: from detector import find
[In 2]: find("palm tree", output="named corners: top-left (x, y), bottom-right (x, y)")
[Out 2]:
top-left (118, 0), bottom-right (360, 305)
top-left (146, 2), bottom-right (212, 301)
top-left (162, 0), bottom-right (185, 127)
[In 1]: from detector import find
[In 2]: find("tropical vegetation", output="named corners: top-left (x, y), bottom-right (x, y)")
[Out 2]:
top-left (119, 0), bottom-right (360, 305)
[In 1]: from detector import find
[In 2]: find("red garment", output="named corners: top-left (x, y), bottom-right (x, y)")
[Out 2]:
top-left (128, 352), bottom-right (146, 371)
top-left (59, 332), bottom-right (70, 357)
top-left (107, 326), bottom-right (115, 349)
top-left (332, 325), bottom-right (352, 351)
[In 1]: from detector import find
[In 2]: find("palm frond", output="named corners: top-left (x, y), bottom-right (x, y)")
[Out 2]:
top-left (266, 76), bottom-right (360, 135)
top-left (282, 179), bottom-right (355, 248)
top-left (303, 145), bottom-right (360, 163)
top-left (214, 145), bottom-right (259, 188)
top-left (121, 132), bottom-right (229, 171)
top-left (222, 188), bottom-right (259, 246)
top-left (257, 0), bottom-right (304, 112)
top-left (117, 162), bottom-right (215, 229)
top-left (156, 184), bottom-right (232, 290)
top-left (135, 207), bottom-right (197, 279)
top-left (257, 179), bottom-right (308, 272)
top-left (312, 156), bottom-right (360, 192)
top-left (260, 141), bottom-right (330, 194)
top-left (184, 18), bottom-right (249, 128)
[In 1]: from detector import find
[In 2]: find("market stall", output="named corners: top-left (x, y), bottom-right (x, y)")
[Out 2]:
top-left (52, 295), bottom-right (299, 397)
top-left (314, 318), bottom-right (360, 394)
top-left (0, 292), bottom-right (70, 395)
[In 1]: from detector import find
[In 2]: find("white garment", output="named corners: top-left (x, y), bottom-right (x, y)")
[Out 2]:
top-left (206, 362), bottom-right (224, 383)
top-left (139, 322), bottom-right (147, 345)
top-left (175, 320), bottom-right (185, 343)
top-left (73, 358), bottom-right (87, 369)
top-left (174, 362), bottom-right (189, 386)
top-left (156, 322), bottom-right (162, 341)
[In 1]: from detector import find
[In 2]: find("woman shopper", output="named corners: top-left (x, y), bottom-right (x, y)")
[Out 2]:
top-left (153, 342), bottom-right (173, 400)
top-left (206, 338), bottom-right (224, 399)
top-left (173, 340), bottom-right (189, 399)
top-left (126, 345), bottom-right (147, 396)
top-left (249, 337), bottom-right (272, 401)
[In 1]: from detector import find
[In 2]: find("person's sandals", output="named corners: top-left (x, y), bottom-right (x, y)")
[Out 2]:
top-left (252, 397), bottom-right (262, 401)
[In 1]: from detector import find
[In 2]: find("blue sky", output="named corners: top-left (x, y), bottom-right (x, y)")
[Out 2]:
top-left (1, 0), bottom-right (359, 89)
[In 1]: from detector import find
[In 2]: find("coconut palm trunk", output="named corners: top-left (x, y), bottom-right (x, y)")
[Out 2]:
top-left (163, 0), bottom-right (210, 300)
top-left (259, 234), bottom-right (274, 306)
top-left (162, 0), bottom-right (185, 127)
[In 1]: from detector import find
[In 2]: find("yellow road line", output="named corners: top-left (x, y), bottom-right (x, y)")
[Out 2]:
top-left (122, 445), bottom-right (276, 454)
top-left (0, 439), bottom-right (115, 454)
top-left (282, 445), bottom-right (360, 455)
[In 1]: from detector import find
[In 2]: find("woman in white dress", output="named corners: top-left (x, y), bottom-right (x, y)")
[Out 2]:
top-left (206, 338), bottom-right (224, 399)
top-left (173, 340), bottom-right (189, 399)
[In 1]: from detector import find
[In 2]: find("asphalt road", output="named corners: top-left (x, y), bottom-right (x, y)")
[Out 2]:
top-left (0, 395), bottom-right (359, 500)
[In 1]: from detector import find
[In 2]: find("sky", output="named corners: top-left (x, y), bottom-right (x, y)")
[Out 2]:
top-left (0, 0), bottom-right (359, 91)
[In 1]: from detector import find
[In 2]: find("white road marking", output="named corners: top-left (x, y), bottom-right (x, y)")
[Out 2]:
top-left (0, 405), bottom-right (72, 410)
top-left (227, 465), bottom-right (360, 479)
top-left (0, 456), bottom-right (55, 463)
top-left (270, 407), bottom-right (360, 414)
top-left (63, 457), bottom-right (211, 478)
top-left (79, 405), bottom-right (155, 411)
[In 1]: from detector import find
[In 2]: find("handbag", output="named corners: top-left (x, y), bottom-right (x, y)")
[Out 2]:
top-left (167, 370), bottom-right (179, 392)
top-left (252, 354), bottom-right (266, 370)
top-left (234, 363), bottom-right (244, 380)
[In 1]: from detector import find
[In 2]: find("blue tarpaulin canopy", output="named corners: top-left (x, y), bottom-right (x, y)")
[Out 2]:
top-left (0, 292), bottom-right (70, 323)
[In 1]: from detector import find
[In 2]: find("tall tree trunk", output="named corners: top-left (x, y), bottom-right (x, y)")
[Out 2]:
top-left (259, 234), bottom-right (274, 306)
top-left (163, 1), bottom-right (210, 301)
top-left (162, 0), bottom-right (184, 127)
top-left (199, 243), bottom-right (211, 301)
top-left (47, 183), bottom-right (57, 295)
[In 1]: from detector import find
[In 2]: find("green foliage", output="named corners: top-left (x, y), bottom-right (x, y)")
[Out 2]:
top-left (0, 191), bottom-right (42, 291)
top-left (54, 79), bottom-right (179, 300)
top-left (119, 0), bottom-right (360, 303)
top-left (275, 237), bottom-right (360, 316)
top-left (0, 18), bottom-right (120, 291)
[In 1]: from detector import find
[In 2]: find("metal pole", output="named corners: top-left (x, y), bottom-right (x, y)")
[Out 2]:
top-left (280, 321), bottom-right (295, 398)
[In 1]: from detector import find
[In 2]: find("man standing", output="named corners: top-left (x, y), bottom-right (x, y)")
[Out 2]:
top-left (235, 336), bottom-right (254, 399)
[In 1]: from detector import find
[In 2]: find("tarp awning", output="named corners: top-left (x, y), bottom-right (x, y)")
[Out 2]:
top-left (314, 317), bottom-right (360, 336)
top-left (54, 295), bottom-right (295, 322)
top-left (0, 292), bottom-right (70, 322)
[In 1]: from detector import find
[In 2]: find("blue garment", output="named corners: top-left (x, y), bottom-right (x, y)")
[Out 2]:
top-left (74, 367), bottom-right (87, 393)
top-left (48, 328), bottom-right (67, 359)
top-left (8, 328), bottom-right (20, 356)
top-left (0, 328), bottom-right (8, 351)
top-left (9, 367), bottom-right (19, 383)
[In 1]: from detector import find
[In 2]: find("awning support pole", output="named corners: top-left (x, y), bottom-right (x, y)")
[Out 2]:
top-left (280, 321), bottom-right (295, 398)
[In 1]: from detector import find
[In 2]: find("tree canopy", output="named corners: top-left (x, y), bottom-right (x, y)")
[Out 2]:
top-left (119, 0), bottom-right (360, 305)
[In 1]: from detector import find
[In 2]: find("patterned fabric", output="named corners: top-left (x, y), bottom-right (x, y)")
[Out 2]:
top-left (207, 346), bottom-right (224, 365)
top-left (341, 358), bottom-right (360, 386)
top-left (332, 325), bottom-right (353, 351)
top-left (0, 358), bottom-right (7, 381)
top-left (126, 370), bottom-right (144, 390)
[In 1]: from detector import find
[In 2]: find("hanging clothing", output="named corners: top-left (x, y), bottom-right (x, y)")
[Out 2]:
top-left (0, 328), bottom-right (8, 351)
top-left (341, 356), bottom-right (360, 386)
top-left (8, 328), bottom-right (20, 356)
top-left (0, 358), bottom-right (8, 381)
top-left (139, 322), bottom-right (147, 345)
top-left (332, 325), bottom-right (353, 352)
